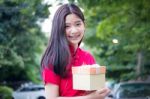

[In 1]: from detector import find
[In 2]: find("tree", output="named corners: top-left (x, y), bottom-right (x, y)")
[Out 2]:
top-left (70, 0), bottom-right (150, 81)
top-left (0, 0), bottom-right (49, 84)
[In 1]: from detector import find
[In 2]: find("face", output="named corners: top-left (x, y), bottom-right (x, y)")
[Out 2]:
top-left (65, 14), bottom-right (85, 48)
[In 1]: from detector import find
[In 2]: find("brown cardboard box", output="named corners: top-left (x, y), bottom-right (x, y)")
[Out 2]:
top-left (72, 64), bottom-right (106, 90)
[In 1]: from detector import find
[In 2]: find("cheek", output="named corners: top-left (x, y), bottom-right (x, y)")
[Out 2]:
top-left (80, 28), bottom-right (85, 35)
top-left (81, 25), bottom-right (85, 33)
top-left (65, 30), bottom-right (69, 36)
top-left (65, 28), bottom-right (71, 34)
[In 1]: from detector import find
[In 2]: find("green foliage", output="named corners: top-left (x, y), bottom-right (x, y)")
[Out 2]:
top-left (72, 0), bottom-right (150, 81)
top-left (0, 0), bottom-right (49, 83)
top-left (0, 86), bottom-right (13, 99)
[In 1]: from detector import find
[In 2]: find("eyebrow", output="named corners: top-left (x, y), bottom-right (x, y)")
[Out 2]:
top-left (65, 20), bottom-right (82, 25)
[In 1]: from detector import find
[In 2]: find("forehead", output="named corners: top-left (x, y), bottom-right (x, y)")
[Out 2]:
top-left (65, 13), bottom-right (82, 23)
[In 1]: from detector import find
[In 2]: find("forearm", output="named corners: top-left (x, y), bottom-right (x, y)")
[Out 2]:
top-left (56, 95), bottom-right (89, 99)
top-left (45, 84), bottom-right (110, 99)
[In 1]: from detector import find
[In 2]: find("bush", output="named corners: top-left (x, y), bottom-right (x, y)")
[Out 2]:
top-left (0, 86), bottom-right (13, 99)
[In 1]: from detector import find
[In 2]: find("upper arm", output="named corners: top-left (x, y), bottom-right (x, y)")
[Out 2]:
top-left (42, 68), bottom-right (61, 99)
top-left (45, 83), bottom-right (59, 99)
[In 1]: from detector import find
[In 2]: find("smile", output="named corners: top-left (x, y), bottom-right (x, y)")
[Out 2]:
top-left (68, 35), bottom-right (80, 39)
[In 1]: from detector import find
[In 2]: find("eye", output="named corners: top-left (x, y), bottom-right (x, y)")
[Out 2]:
top-left (65, 25), bottom-right (70, 28)
top-left (76, 23), bottom-right (81, 26)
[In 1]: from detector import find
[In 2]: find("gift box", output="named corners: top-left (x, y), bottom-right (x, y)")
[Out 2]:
top-left (72, 64), bottom-right (106, 90)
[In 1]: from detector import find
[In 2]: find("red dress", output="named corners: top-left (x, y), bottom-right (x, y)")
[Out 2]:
top-left (42, 47), bottom-right (96, 96)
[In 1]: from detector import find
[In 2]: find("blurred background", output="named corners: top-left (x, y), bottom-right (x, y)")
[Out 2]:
top-left (0, 0), bottom-right (150, 99)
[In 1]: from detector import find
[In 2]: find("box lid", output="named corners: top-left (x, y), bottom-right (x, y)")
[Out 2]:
top-left (72, 64), bottom-right (106, 75)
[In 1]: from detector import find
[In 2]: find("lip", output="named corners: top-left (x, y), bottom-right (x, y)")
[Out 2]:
top-left (68, 35), bottom-right (80, 39)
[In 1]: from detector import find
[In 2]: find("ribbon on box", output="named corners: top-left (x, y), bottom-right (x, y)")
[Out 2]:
top-left (72, 64), bottom-right (106, 75)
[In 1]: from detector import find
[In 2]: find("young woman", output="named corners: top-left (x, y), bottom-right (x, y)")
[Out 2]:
top-left (41, 3), bottom-right (110, 99)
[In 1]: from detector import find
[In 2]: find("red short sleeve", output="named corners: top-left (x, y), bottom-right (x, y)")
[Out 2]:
top-left (84, 51), bottom-right (96, 64)
top-left (88, 53), bottom-right (96, 64)
top-left (42, 68), bottom-right (60, 85)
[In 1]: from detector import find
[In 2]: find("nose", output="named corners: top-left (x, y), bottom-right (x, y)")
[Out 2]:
top-left (70, 26), bottom-right (78, 35)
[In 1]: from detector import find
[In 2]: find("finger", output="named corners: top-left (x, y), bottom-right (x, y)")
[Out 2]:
top-left (100, 88), bottom-right (111, 96)
top-left (84, 91), bottom-right (94, 95)
top-left (96, 88), bottom-right (108, 94)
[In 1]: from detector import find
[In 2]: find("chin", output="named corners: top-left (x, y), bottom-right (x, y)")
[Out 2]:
top-left (69, 41), bottom-right (80, 46)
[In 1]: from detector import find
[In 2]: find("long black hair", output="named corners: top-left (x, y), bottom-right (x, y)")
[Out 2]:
top-left (41, 3), bottom-right (85, 78)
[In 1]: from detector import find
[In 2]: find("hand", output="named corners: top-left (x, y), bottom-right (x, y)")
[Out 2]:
top-left (86, 88), bottom-right (111, 99)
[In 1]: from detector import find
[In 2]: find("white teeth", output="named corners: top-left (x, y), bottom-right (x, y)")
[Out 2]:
top-left (69, 35), bottom-right (80, 39)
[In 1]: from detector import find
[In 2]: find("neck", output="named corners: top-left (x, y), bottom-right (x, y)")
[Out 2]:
top-left (74, 44), bottom-right (78, 52)
top-left (69, 44), bottom-right (78, 55)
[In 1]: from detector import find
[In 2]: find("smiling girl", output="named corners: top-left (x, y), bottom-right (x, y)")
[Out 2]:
top-left (41, 3), bottom-right (110, 99)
